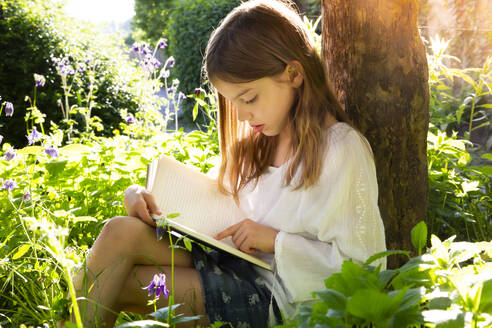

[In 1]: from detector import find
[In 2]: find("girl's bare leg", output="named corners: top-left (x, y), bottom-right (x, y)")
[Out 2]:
top-left (72, 216), bottom-right (208, 327)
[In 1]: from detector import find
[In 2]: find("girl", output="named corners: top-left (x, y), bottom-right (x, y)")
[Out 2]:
top-left (72, 0), bottom-right (386, 327)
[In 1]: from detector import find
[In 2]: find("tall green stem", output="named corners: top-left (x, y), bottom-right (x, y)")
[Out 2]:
top-left (166, 223), bottom-right (175, 327)
top-left (63, 267), bottom-right (83, 328)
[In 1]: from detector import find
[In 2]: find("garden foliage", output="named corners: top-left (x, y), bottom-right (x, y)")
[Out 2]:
top-left (0, 0), bottom-right (161, 148)
top-left (132, 0), bottom-right (175, 46)
top-left (0, 2), bottom-right (491, 327)
top-left (167, 0), bottom-right (241, 126)
top-left (280, 222), bottom-right (492, 328)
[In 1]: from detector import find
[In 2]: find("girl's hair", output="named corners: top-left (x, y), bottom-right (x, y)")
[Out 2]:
top-left (202, 0), bottom-right (360, 201)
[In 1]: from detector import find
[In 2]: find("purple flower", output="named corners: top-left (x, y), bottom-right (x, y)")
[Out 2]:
top-left (3, 179), bottom-right (17, 192)
top-left (194, 88), bottom-right (204, 97)
top-left (4, 149), bottom-right (15, 161)
top-left (44, 146), bottom-right (59, 158)
top-left (158, 40), bottom-right (167, 48)
top-left (152, 58), bottom-right (161, 69)
top-left (168, 58), bottom-right (175, 68)
top-left (143, 273), bottom-right (168, 299)
top-left (26, 127), bottom-right (42, 145)
top-left (126, 117), bottom-right (135, 123)
top-left (132, 43), bottom-right (140, 53)
top-left (5, 102), bottom-right (14, 117)
top-left (58, 61), bottom-right (75, 76)
top-left (167, 87), bottom-right (175, 95)
top-left (178, 92), bottom-right (186, 101)
top-left (34, 74), bottom-right (46, 87)
top-left (22, 192), bottom-right (31, 202)
top-left (140, 43), bottom-right (150, 55)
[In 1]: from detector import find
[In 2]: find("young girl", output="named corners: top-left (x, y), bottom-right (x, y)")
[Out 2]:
top-left (72, 0), bottom-right (386, 327)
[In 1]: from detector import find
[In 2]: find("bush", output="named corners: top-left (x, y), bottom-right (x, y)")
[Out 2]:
top-left (0, 0), bottom-right (161, 148)
top-left (132, 0), bottom-right (175, 45)
top-left (0, 128), bottom-right (219, 326)
top-left (280, 222), bottom-right (492, 328)
top-left (167, 0), bottom-right (241, 127)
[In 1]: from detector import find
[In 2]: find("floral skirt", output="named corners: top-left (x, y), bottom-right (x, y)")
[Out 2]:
top-left (190, 243), bottom-right (283, 328)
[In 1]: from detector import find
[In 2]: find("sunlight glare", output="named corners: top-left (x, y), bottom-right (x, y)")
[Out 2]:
top-left (64, 0), bottom-right (135, 23)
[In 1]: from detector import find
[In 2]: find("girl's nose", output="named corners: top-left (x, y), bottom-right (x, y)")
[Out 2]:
top-left (237, 106), bottom-right (252, 122)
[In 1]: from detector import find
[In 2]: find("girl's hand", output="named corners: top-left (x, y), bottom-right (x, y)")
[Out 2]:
top-left (123, 184), bottom-right (162, 226)
top-left (214, 219), bottom-right (279, 254)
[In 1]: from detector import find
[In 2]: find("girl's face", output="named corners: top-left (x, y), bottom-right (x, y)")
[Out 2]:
top-left (212, 65), bottom-right (302, 141)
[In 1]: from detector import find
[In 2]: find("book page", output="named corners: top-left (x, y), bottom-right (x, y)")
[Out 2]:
top-left (149, 156), bottom-right (247, 237)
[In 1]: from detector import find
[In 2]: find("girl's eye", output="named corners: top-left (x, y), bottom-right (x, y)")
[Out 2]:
top-left (245, 96), bottom-right (257, 104)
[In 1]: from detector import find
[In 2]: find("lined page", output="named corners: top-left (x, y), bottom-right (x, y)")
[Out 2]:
top-left (149, 156), bottom-right (247, 237)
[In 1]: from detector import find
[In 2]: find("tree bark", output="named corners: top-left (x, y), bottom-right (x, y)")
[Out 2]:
top-left (321, 0), bottom-right (430, 268)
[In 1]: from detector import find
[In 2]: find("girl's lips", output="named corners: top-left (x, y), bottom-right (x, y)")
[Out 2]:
top-left (251, 124), bottom-right (264, 133)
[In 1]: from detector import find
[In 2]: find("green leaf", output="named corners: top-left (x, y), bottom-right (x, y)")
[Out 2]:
top-left (365, 250), bottom-right (410, 266)
top-left (473, 165), bottom-right (492, 176)
top-left (45, 160), bottom-right (68, 177)
top-left (17, 146), bottom-right (44, 155)
top-left (346, 289), bottom-right (391, 322)
top-left (60, 144), bottom-right (94, 161)
top-left (378, 269), bottom-right (398, 287)
top-left (481, 153), bottom-right (492, 161)
top-left (411, 221), bottom-right (427, 254)
top-left (461, 180), bottom-right (479, 194)
top-left (73, 216), bottom-right (98, 223)
top-left (53, 210), bottom-right (69, 218)
top-left (115, 320), bottom-right (169, 327)
top-left (389, 308), bottom-right (424, 328)
top-left (479, 279), bottom-right (492, 314)
top-left (183, 237), bottom-right (192, 252)
top-left (324, 260), bottom-right (381, 296)
top-left (313, 289), bottom-right (346, 310)
top-left (192, 102), bottom-right (198, 121)
top-left (428, 297), bottom-right (452, 310)
top-left (149, 304), bottom-right (182, 322)
top-left (13, 244), bottom-right (31, 260)
top-left (396, 287), bottom-right (425, 312)
top-left (170, 314), bottom-right (203, 325)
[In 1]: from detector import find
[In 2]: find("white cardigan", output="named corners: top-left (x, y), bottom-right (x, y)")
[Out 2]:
top-left (236, 122), bottom-right (387, 324)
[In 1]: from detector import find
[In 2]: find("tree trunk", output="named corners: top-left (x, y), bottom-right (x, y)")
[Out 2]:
top-left (321, 0), bottom-right (430, 268)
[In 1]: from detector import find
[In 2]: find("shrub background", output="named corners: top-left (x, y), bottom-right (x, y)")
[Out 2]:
top-left (0, 0), bottom-right (156, 148)
top-left (166, 0), bottom-right (241, 127)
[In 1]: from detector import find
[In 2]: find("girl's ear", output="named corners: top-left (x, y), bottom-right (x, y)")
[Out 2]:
top-left (286, 60), bottom-right (304, 88)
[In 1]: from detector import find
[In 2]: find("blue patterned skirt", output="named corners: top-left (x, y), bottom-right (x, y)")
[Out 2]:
top-left (190, 243), bottom-right (283, 328)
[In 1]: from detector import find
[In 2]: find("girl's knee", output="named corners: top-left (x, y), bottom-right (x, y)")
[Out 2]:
top-left (98, 216), bottom-right (149, 251)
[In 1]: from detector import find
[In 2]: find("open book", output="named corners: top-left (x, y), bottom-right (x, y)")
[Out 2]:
top-left (146, 155), bottom-right (272, 271)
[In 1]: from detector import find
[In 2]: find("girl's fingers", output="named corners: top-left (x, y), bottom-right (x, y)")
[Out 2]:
top-left (234, 229), bottom-right (249, 250)
top-left (142, 191), bottom-right (162, 215)
top-left (215, 221), bottom-right (241, 240)
top-left (238, 235), bottom-right (255, 254)
top-left (136, 203), bottom-right (155, 226)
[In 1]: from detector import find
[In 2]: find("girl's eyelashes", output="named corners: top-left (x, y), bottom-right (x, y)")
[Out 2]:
top-left (245, 96), bottom-right (257, 104)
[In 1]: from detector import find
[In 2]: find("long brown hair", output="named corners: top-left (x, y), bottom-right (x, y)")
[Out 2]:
top-left (202, 0), bottom-right (357, 201)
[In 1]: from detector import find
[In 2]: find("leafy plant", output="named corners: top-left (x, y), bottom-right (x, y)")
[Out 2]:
top-left (427, 126), bottom-right (491, 242)
top-left (427, 36), bottom-right (491, 142)
top-left (278, 221), bottom-right (492, 328)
